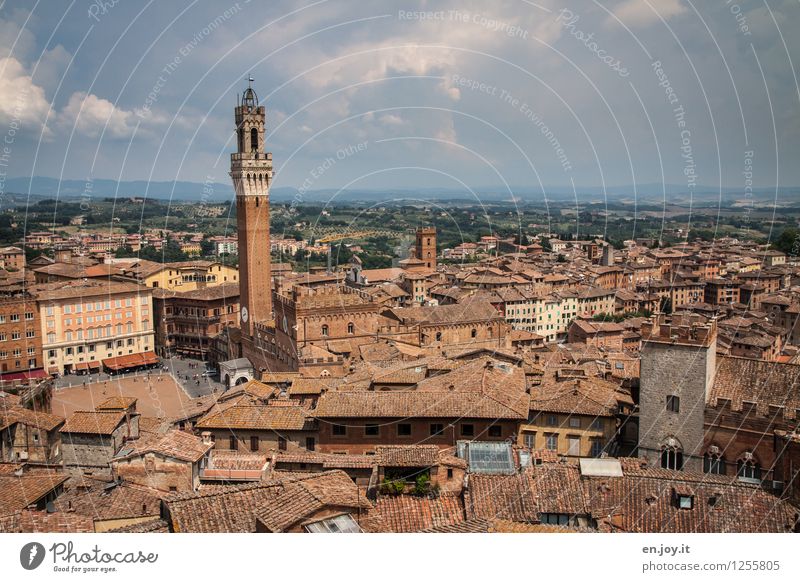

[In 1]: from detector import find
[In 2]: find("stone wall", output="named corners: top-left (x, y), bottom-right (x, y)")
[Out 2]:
top-left (639, 340), bottom-right (713, 472)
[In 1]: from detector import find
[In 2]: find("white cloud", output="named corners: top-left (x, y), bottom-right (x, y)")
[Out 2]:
top-left (0, 56), bottom-right (51, 132)
top-left (0, 12), bottom-right (37, 61)
top-left (31, 44), bottom-right (71, 93)
top-left (57, 91), bottom-right (139, 139)
top-left (610, 0), bottom-right (686, 28)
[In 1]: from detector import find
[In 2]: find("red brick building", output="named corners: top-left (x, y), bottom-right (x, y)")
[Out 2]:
top-left (313, 358), bottom-right (528, 454)
top-left (153, 283), bottom-right (240, 359)
top-left (704, 357), bottom-right (800, 487)
top-left (0, 290), bottom-right (45, 385)
top-left (567, 319), bottom-right (625, 351)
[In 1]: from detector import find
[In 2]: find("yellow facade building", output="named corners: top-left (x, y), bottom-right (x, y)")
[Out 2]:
top-left (32, 280), bottom-right (155, 375)
top-left (519, 370), bottom-right (634, 458)
top-left (122, 260), bottom-right (238, 292)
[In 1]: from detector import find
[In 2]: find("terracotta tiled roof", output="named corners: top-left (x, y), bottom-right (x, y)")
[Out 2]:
top-left (467, 456), bottom-right (798, 533)
top-left (218, 379), bottom-right (276, 402)
top-left (570, 319), bottom-right (625, 334)
top-left (51, 476), bottom-right (163, 521)
top-left (254, 471), bottom-right (372, 532)
top-left (138, 416), bottom-right (169, 435)
top-left (9, 510), bottom-right (95, 533)
top-left (0, 391), bottom-right (21, 412)
top-left (375, 493), bottom-right (465, 532)
top-left (165, 472), bottom-right (347, 532)
top-left (114, 430), bottom-right (212, 463)
top-left (530, 463), bottom-right (589, 515)
top-left (529, 377), bottom-right (632, 417)
top-left (60, 410), bottom-right (127, 435)
top-left (358, 342), bottom-right (403, 363)
top-left (584, 466), bottom-right (797, 533)
top-left (288, 377), bottom-right (337, 395)
top-left (196, 403), bottom-right (315, 431)
top-left (708, 356), bottom-right (800, 416)
top-left (387, 301), bottom-right (502, 326)
top-left (107, 518), bottom-right (170, 533)
top-left (29, 279), bottom-right (145, 300)
top-left (421, 517), bottom-right (491, 532)
top-left (0, 468), bottom-right (69, 515)
top-left (273, 451), bottom-right (375, 469)
top-left (465, 472), bottom-right (539, 523)
top-left (95, 396), bottom-right (137, 411)
top-left (422, 518), bottom-right (593, 533)
top-left (0, 406), bottom-right (64, 432)
top-left (372, 366), bottom-right (427, 385)
top-left (155, 282), bottom-right (239, 301)
top-left (313, 390), bottom-right (527, 420)
top-left (376, 445), bottom-right (439, 467)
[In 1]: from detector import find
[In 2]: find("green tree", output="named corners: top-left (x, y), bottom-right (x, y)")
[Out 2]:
top-left (114, 245), bottom-right (135, 258)
top-left (772, 228), bottom-right (799, 256)
top-left (200, 238), bottom-right (215, 256)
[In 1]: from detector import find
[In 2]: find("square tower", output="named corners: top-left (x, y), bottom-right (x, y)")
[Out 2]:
top-left (638, 314), bottom-right (717, 472)
top-left (230, 81), bottom-right (272, 337)
top-left (415, 226), bottom-right (436, 271)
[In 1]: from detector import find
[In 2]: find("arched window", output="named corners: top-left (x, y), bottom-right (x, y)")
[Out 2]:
top-left (238, 129), bottom-right (244, 153)
top-left (250, 127), bottom-right (258, 152)
top-left (321, 325), bottom-right (329, 337)
top-left (737, 456), bottom-right (761, 481)
top-left (661, 445), bottom-right (683, 471)
top-left (435, 332), bottom-right (442, 342)
top-left (471, 328), bottom-right (477, 338)
top-left (347, 322), bottom-right (354, 334)
top-left (703, 450), bottom-right (725, 475)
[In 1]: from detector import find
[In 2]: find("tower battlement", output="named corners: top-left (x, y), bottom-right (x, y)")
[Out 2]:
top-left (641, 313), bottom-right (717, 347)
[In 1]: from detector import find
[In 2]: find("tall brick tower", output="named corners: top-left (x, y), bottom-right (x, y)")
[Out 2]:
top-left (231, 79), bottom-right (272, 337)
top-left (638, 314), bottom-right (717, 472)
top-left (415, 226), bottom-right (436, 271)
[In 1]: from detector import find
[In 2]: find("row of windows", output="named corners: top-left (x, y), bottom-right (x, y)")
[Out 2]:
top-left (0, 358), bottom-right (36, 370)
top-left (661, 448), bottom-right (762, 481)
top-left (0, 313), bottom-right (35, 323)
top-left (321, 323), bottom-right (356, 336)
top-left (0, 347), bottom-right (36, 358)
top-left (525, 432), bottom-right (605, 457)
top-left (227, 435), bottom-right (291, 452)
top-left (57, 310), bottom-right (143, 326)
top-left (703, 453), bottom-right (761, 479)
top-left (331, 423), bottom-right (502, 438)
top-left (47, 339), bottom-right (143, 357)
top-left (59, 297), bottom-right (143, 314)
top-left (0, 330), bottom-right (35, 340)
top-left (52, 323), bottom-right (146, 343)
top-left (540, 414), bottom-right (604, 430)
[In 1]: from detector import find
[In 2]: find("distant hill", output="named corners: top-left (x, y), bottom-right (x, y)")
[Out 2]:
top-left (1, 176), bottom-right (235, 201)
top-left (1, 176), bottom-right (796, 206)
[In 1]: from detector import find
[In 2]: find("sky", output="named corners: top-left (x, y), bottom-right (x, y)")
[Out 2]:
top-left (0, 0), bottom-right (798, 195)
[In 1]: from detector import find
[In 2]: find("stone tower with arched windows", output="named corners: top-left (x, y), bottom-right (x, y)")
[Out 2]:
top-left (415, 226), bottom-right (436, 271)
top-left (638, 314), bottom-right (717, 472)
top-left (231, 80), bottom-right (272, 337)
